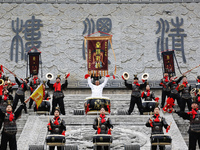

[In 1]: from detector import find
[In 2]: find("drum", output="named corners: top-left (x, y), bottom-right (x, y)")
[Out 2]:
top-left (34, 100), bottom-right (50, 113)
top-left (151, 134), bottom-right (172, 146)
top-left (46, 134), bottom-right (65, 146)
top-left (142, 101), bottom-right (156, 113)
top-left (84, 97), bottom-right (111, 115)
top-left (93, 134), bottom-right (112, 146)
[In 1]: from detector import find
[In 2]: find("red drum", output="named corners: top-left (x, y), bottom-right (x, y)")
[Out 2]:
top-left (151, 134), bottom-right (172, 146)
top-left (46, 134), bottom-right (65, 146)
top-left (84, 97), bottom-right (111, 115)
top-left (93, 134), bottom-right (112, 146)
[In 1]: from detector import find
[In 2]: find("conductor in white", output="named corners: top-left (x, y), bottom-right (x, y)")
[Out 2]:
top-left (85, 74), bottom-right (110, 98)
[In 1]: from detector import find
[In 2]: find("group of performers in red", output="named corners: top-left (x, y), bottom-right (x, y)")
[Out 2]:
top-left (0, 63), bottom-right (200, 149)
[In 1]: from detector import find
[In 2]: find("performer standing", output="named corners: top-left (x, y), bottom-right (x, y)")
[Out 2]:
top-left (0, 101), bottom-right (28, 150)
top-left (146, 107), bottom-right (170, 150)
top-left (179, 76), bottom-right (192, 112)
top-left (43, 81), bottom-right (51, 100)
top-left (141, 85), bottom-right (159, 112)
top-left (159, 73), bottom-right (170, 108)
top-left (122, 75), bottom-right (147, 115)
top-left (177, 101), bottom-right (200, 150)
top-left (47, 108), bottom-right (66, 150)
top-left (47, 74), bottom-right (69, 115)
top-left (0, 89), bottom-right (13, 130)
top-left (167, 75), bottom-right (184, 109)
top-left (12, 74), bottom-right (29, 113)
top-left (85, 74), bottom-right (110, 98)
top-left (3, 77), bottom-right (16, 96)
top-left (93, 107), bottom-right (113, 150)
top-left (29, 70), bottom-right (41, 109)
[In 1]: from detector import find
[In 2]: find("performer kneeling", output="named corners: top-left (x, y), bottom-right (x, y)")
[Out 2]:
top-left (146, 107), bottom-right (170, 150)
top-left (93, 107), bottom-right (113, 150)
top-left (47, 108), bottom-right (66, 150)
top-left (0, 101), bottom-right (28, 150)
top-left (177, 101), bottom-right (200, 150)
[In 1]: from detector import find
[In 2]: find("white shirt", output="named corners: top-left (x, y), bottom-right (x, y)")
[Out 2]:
top-left (87, 77), bottom-right (109, 98)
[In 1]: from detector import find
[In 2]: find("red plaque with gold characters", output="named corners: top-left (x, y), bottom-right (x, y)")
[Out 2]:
top-left (84, 35), bottom-right (116, 76)
top-left (28, 52), bottom-right (40, 76)
top-left (87, 40), bottom-right (108, 71)
top-left (162, 50), bottom-right (175, 76)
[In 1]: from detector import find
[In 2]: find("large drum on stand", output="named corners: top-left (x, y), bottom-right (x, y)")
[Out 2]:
top-left (142, 101), bottom-right (159, 115)
top-left (93, 134), bottom-right (113, 146)
top-left (151, 134), bottom-right (172, 146)
top-left (46, 134), bottom-right (65, 146)
top-left (84, 97), bottom-right (111, 115)
top-left (34, 100), bottom-right (50, 114)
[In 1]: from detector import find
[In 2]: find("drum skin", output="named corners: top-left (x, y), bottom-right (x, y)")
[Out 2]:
top-left (93, 134), bottom-right (112, 146)
top-left (46, 134), bottom-right (65, 146)
top-left (142, 101), bottom-right (156, 112)
top-left (151, 134), bottom-right (172, 145)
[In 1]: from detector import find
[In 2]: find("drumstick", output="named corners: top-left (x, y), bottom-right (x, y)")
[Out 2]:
top-left (150, 111), bottom-right (152, 120)
top-left (48, 116), bottom-right (51, 129)
top-left (98, 117), bottom-right (100, 128)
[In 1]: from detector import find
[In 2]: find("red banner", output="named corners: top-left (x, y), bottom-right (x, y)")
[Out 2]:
top-left (87, 40), bottom-right (108, 71)
top-left (28, 52), bottom-right (40, 75)
top-left (162, 51), bottom-right (175, 76)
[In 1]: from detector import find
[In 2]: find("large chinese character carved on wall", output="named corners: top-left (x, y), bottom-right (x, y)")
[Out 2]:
top-left (156, 17), bottom-right (187, 63)
top-left (10, 16), bottom-right (43, 63)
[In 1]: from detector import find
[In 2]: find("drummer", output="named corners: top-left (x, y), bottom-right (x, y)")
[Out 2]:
top-left (146, 107), bottom-right (170, 150)
top-left (141, 85), bottom-right (159, 112)
top-left (47, 107), bottom-right (66, 150)
top-left (93, 107), bottom-right (113, 150)
top-left (85, 74), bottom-right (110, 98)
top-left (176, 101), bottom-right (200, 150)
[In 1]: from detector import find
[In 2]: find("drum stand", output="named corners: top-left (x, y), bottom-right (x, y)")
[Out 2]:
top-left (93, 145), bottom-right (110, 150)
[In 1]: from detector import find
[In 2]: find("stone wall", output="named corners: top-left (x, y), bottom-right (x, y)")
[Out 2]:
top-left (0, 3), bottom-right (200, 86)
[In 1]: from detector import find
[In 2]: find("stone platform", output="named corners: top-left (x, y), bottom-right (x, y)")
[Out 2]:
top-left (17, 113), bottom-right (187, 150)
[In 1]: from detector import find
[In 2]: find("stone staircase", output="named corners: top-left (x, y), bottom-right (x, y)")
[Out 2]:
top-left (14, 93), bottom-right (188, 150)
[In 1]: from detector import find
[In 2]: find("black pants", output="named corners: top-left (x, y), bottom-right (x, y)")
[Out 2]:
top-left (189, 131), bottom-right (200, 150)
top-left (161, 90), bottom-right (170, 108)
top-left (151, 145), bottom-right (164, 150)
top-left (128, 96), bottom-right (143, 115)
top-left (1, 132), bottom-right (17, 150)
top-left (13, 94), bottom-right (27, 113)
top-left (180, 98), bottom-right (192, 112)
top-left (170, 93), bottom-right (181, 108)
top-left (29, 98), bottom-right (34, 109)
top-left (51, 97), bottom-right (65, 115)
